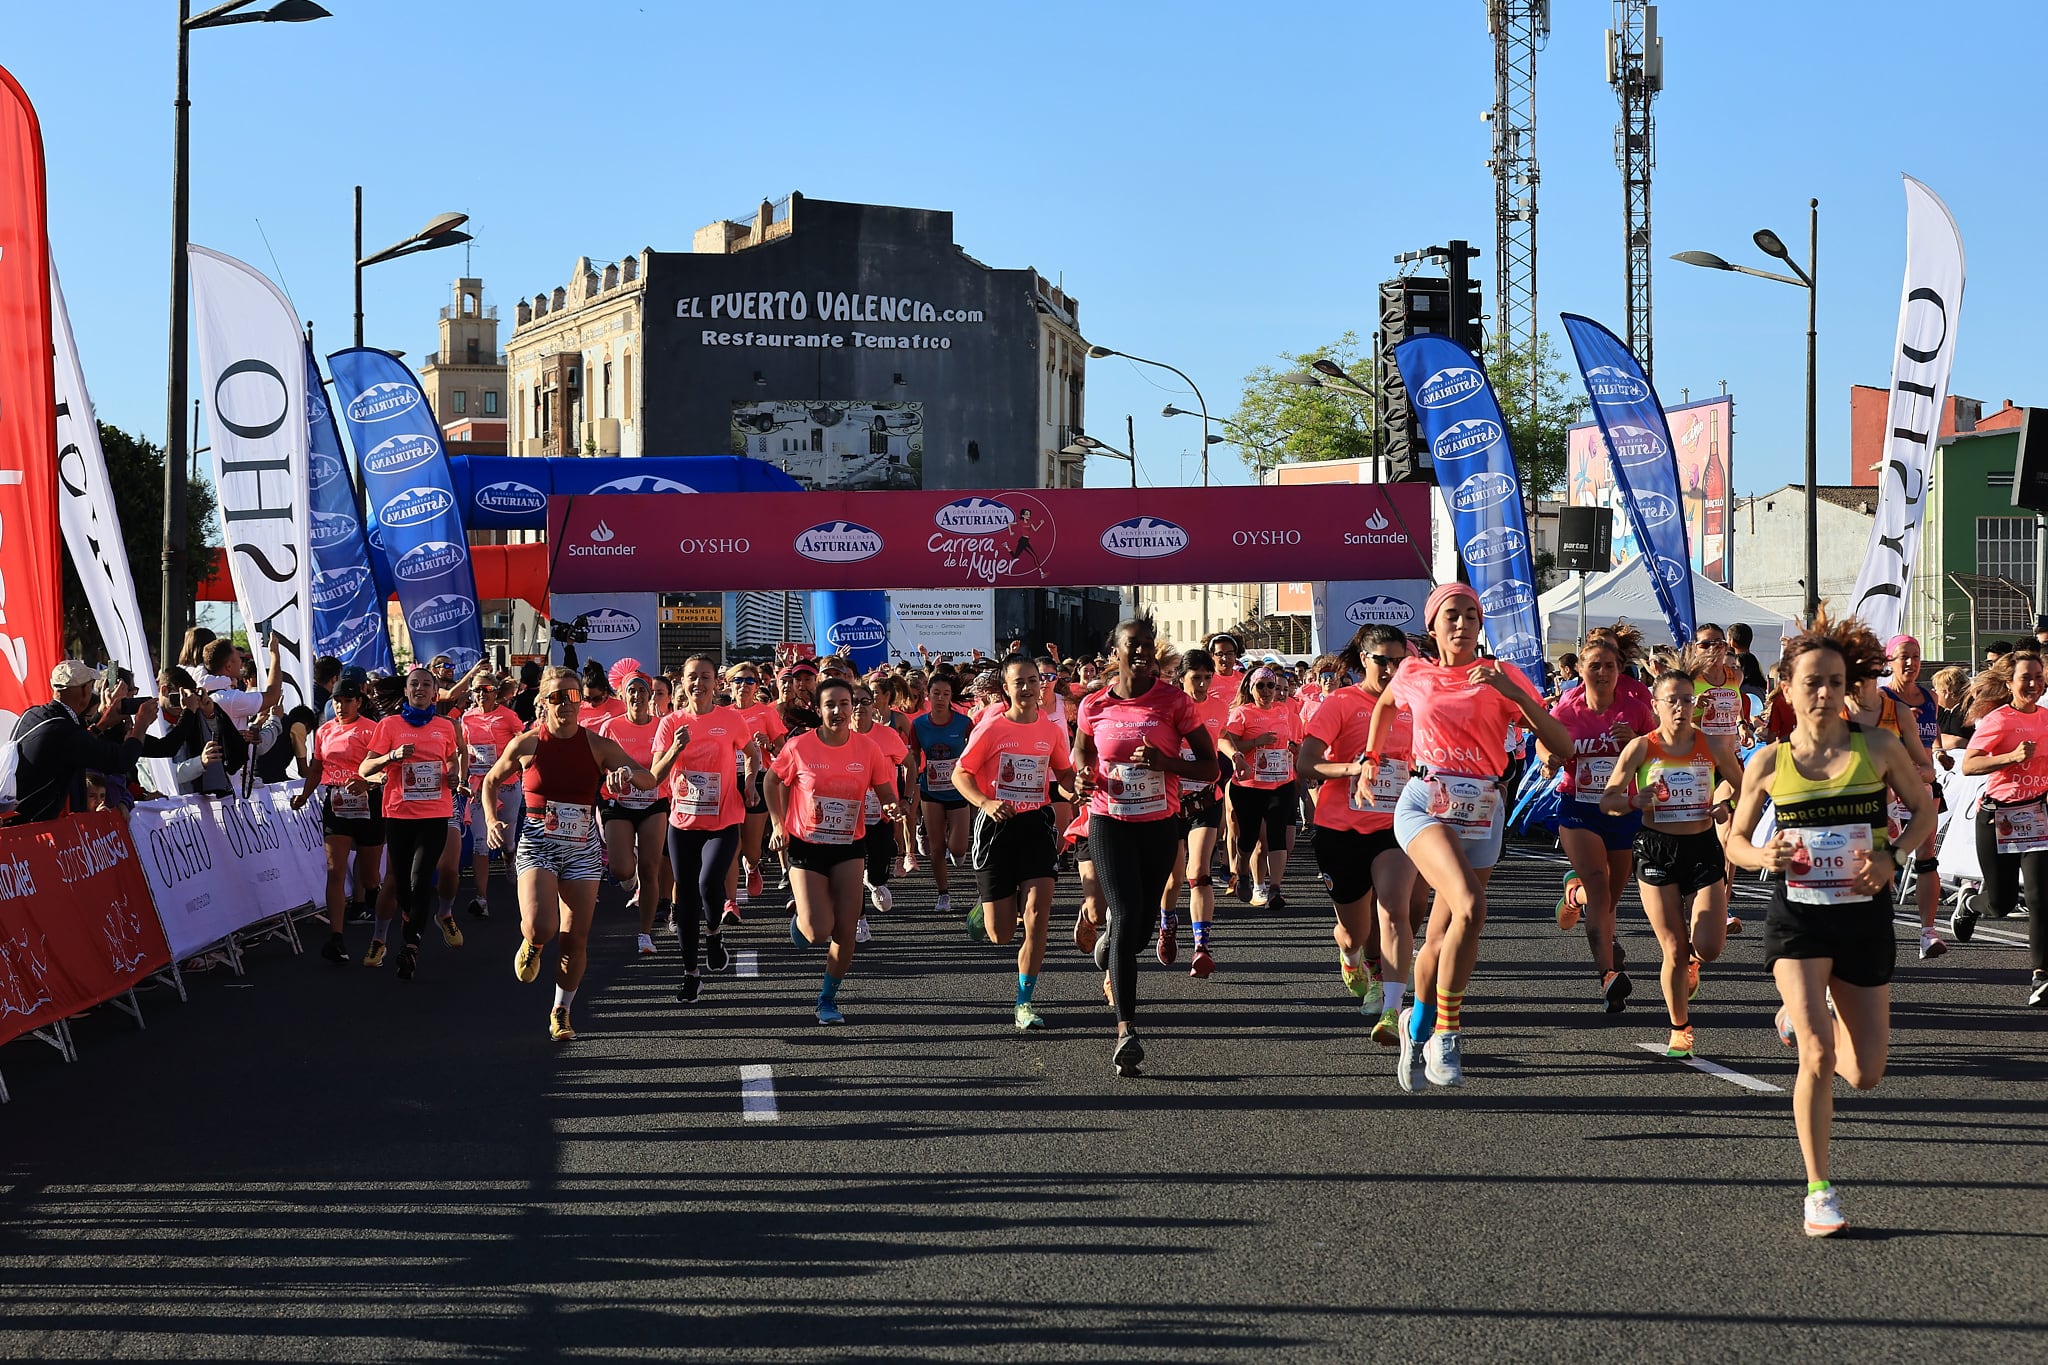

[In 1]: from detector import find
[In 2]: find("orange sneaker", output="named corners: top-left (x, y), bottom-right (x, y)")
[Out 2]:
top-left (1664, 1026), bottom-right (1695, 1059)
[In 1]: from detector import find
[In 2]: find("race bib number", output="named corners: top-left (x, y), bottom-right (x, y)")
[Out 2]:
top-left (401, 760), bottom-right (443, 802)
top-left (1353, 756), bottom-right (1410, 811)
top-left (329, 787), bottom-right (370, 820)
top-left (1784, 822), bottom-right (1875, 905)
top-left (614, 783), bottom-right (658, 810)
top-left (1572, 756), bottom-right (1617, 803)
top-left (539, 801), bottom-right (593, 843)
top-left (924, 757), bottom-right (956, 790)
top-left (1103, 761), bottom-right (1167, 818)
top-left (1425, 774), bottom-right (1499, 841)
top-left (1993, 800), bottom-right (2048, 855)
top-left (864, 788), bottom-right (885, 824)
top-left (674, 770), bottom-right (721, 818)
top-left (809, 795), bottom-right (860, 844)
top-left (1698, 687), bottom-right (1740, 735)
top-left (995, 753), bottom-right (1050, 809)
top-left (1178, 743), bottom-right (1210, 795)
top-left (1254, 746), bottom-right (1293, 783)
top-left (467, 742), bottom-right (497, 777)
top-left (1646, 762), bottom-right (1712, 823)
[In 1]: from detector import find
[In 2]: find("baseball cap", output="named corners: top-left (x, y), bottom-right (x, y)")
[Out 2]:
top-left (333, 678), bottom-right (365, 701)
top-left (51, 660), bottom-right (101, 688)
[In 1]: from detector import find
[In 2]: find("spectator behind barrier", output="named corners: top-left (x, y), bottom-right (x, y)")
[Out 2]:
top-left (9, 660), bottom-right (158, 822)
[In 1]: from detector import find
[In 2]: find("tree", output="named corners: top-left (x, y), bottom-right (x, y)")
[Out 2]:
top-left (60, 422), bottom-right (218, 665)
top-left (1483, 330), bottom-right (1587, 504)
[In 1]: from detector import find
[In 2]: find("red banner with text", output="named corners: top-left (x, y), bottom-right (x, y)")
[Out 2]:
top-left (0, 811), bottom-right (170, 1048)
top-left (546, 483), bottom-right (1432, 593)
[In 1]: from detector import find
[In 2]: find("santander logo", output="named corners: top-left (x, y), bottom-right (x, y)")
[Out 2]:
top-left (591, 520), bottom-right (616, 543)
top-left (1365, 509), bottom-right (1390, 531)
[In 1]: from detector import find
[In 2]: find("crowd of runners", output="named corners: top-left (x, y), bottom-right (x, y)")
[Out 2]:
top-left (286, 596), bottom-right (2048, 1239)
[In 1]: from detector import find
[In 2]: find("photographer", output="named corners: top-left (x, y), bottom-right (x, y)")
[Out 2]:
top-left (148, 667), bottom-right (252, 796)
top-left (9, 660), bottom-right (159, 822)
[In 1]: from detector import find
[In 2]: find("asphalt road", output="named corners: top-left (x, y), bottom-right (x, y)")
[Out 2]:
top-left (2, 832), bottom-right (2043, 1361)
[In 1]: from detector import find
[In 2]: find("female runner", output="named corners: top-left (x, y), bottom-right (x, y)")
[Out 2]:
top-left (291, 676), bottom-right (381, 964)
top-left (852, 684), bottom-right (911, 928)
top-left (1727, 614), bottom-right (1931, 1236)
top-left (1298, 624), bottom-right (1418, 1044)
top-left (910, 674), bottom-right (974, 913)
top-left (482, 665), bottom-right (680, 1040)
top-left (1364, 584), bottom-right (1573, 1090)
top-left (1959, 650), bottom-right (2048, 1006)
top-left (597, 670), bottom-right (672, 955)
top-left (1158, 648), bottom-right (1233, 975)
top-left (1878, 635), bottom-right (1950, 959)
top-left (1539, 627), bottom-right (1654, 1011)
top-left (767, 676), bottom-right (902, 1024)
top-left (1073, 617), bottom-right (1217, 1076)
top-left (1600, 664), bottom-right (1747, 1058)
top-left (721, 662), bottom-right (788, 922)
top-left (460, 676), bottom-right (525, 919)
top-left (656, 656), bottom-right (763, 1002)
top-left (954, 655), bottom-right (1077, 1029)
top-left (358, 667), bottom-right (468, 980)
top-left (1221, 664), bottom-right (1302, 909)
top-left (1691, 623), bottom-right (1752, 934)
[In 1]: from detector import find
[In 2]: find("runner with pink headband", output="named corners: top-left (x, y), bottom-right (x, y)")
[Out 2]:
top-left (1880, 633), bottom-right (1950, 959)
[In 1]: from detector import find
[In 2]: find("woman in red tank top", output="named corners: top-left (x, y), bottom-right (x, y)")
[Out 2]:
top-left (480, 665), bottom-right (688, 1042)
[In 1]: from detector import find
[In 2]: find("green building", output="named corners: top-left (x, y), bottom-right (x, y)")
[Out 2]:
top-left (1910, 428), bottom-right (2036, 660)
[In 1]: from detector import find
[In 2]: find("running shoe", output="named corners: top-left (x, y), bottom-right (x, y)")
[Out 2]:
top-left (1360, 977), bottom-right (1384, 1015)
top-left (1231, 875), bottom-right (1250, 904)
top-left (705, 935), bottom-right (731, 973)
top-left (1092, 919), bottom-right (1112, 972)
top-left (636, 933), bottom-right (657, 956)
top-left (856, 916), bottom-right (872, 945)
top-left (1423, 1029), bottom-right (1464, 1087)
top-left (746, 863), bottom-right (764, 900)
top-left (1687, 957), bottom-right (1701, 1002)
top-left (513, 939), bottom-right (541, 983)
top-left (347, 900), bottom-right (372, 924)
top-left (966, 903), bottom-right (985, 941)
top-left (1396, 1008), bottom-right (1420, 1092)
top-left (1112, 1030), bottom-right (1145, 1076)
top-left (1189, 946), bottom-right (1215, 979)
top-left (1073, 907), bottom-right (1099, 956)
top-left (395, 944), bottom-right (418, 982)
top-left (934, 892), bottom-right (953, 915)
top-left (438, 915), bottom-right (464, 948)
top-left (789, 913), bottom-right (809, 949)
top-left (1268, 891), bottom-right (1287, 911)
top-left (1602, 969), bottom-right (1633, 1012)
top-left (321, 934), bottom-right (350, 965)
top-left (870, 883), bottom-right (894, 915)
top-left (1803, 1187), bottom-right (1846, 1237)
top-left (1557, 870), bottom-right (1583, 931)
top-left (1157, 918), bottom-right (1179, 965)
top-left (2030, 974), bottom-right (2048, 1008)
top-left (466, 896), bottom-right (489, 920)
top-left (549, 1007), bottom-right (576, 1042)
top-left (1665, 1025), bottom-right (1695, 1059)
top-left (363, 940), bottom-right (387, 970)
top-left (1340, 954), bottom-right (1371, 999)
top-left (1014, 1002), bottom-right (1046, 1031)
top-left (1918, 928), bottom-right (1948, 960)
top-left (721, 900), bottom-right (742, 926)
top-left (1372, 1008), bottom-right (1400, 1047)
top-left (1725, 913), bottom-right (1744, 935)
top-left (1951, 903), bottom-right (1978, 943)
top-left (816, 1002), bottom-right (846, 1026)
top-left (1249, 883), bottom-right (1272, 909)
top-left (677, 971), bottom-right (703, 1004)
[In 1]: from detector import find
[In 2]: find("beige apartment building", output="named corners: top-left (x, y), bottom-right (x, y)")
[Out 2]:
top-left (418, 277), bottom-right (508, 449)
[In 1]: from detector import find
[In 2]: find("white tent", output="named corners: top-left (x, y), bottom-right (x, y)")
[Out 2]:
top-left (1538, 555), bottom-right (1800, 665)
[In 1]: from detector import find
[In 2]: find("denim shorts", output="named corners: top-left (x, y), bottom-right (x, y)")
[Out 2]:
top-left (1392, 774), bottom-right (1506, 870)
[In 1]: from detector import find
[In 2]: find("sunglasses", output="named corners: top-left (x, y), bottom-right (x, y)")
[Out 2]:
top-left (1254, 682), bottom-right (1278, 691)
top-left (545, 690), bottom-right (583, 705)
top-left (1365, 654), bottom-right (1404, 667)
top-left (735, 676), bottom-right (761, 685)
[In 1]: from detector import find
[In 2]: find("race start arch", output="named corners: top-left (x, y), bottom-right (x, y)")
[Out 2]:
top-left (544, 483), bottom-right (1434, 593)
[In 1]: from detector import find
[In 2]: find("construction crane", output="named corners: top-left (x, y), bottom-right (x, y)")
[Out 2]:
top-left (1485, 0), bottom-right (1549, 412)
top-left (1608, 2), bottom-right (1665, 376)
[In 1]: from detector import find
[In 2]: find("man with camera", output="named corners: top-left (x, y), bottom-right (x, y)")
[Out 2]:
top-left (9, 660), bottom-right (160, 822)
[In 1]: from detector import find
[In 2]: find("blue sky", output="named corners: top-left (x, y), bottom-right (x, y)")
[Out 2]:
top-left (7, 0), bottom-right (2039, 495)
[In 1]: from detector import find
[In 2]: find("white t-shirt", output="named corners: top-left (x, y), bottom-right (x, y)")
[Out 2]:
top-left (200, 675), bottom-right (263, 726)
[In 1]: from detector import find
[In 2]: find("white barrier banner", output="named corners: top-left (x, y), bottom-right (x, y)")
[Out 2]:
top-left (129, 782), bottom-right (326, 958)
top-left (886, 588), bottom-right (994, 659)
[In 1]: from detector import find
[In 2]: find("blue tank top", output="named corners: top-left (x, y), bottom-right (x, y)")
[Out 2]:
top-left (912, 709), bottom-right (973, 801)
top-left (1882, 685), bottom-right (1939, 753)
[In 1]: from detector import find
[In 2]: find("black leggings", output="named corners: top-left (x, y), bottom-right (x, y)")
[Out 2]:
top-left (864, 820), bottom-right (896, 886)
top-left (386, 816), bottom-right (445, 945)
top-left (667, 824), bottom-right (741, 970)
top-left (1974, 805), bottom-right (2048, 973)
top-left (1091, 815), bottom-right (1183, 1025)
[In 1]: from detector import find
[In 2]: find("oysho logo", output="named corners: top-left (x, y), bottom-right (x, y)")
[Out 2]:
top-left (346, 382), bottom-right (422, 424)
top-left (591, 475), bottom-right (697, 495)
top-left (1479, 580), bottom-right (1535, 616)
top-left (825, 615), bottom-right (886, 650)
top-left (1101, 516), bottom-right (1189, 560)
top-left (1584, 364), bottom-right (1651, 405)
top-left (408, 593), bottom-right (477, 632)
top-left (311, 565), bottom-right (371, 610)
top-left (1416, 365), bottom-right (1486, 409)
top-left (1432, 418), bottom-right (1503, 463)
top-left (394, 539), bottom-right (466, 583)
top-left (1462, 526), bottom-right (1527, 569)
top-left (362, 432), bottom-right (438, 476)
top-left (1636, 490), bottom-right (1680, 526)
top-left (1344, 595), bottom-right (1415, 628)
top-left (309, 452), bottom-right (345, 491)
top-left (475, 481), bottom-right (547, 515)
top-left (1608, 423), bottom-right (1669, 467)
top-left (379, 486), bottom-right (453, 528)
top-left (933, 496), bottom-right (1016, 535)
top-left (1453, 470), bottom-right (1517, 514)
top-left (794, 521), bottom-right (884, 563)
top-left (309, 511), bottom-right (357, 550)
top-left (581, 607), bottom-right (642, 642)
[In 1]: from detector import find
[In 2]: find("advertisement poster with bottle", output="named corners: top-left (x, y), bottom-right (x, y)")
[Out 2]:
top-left (1566, 395), bottom-right (1734, 586)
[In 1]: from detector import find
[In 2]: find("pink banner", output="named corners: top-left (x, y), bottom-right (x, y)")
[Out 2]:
top-left (547, 483), bottom-right (1432, 593)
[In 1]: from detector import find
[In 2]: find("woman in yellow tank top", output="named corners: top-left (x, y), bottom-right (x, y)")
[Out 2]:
top-left (1727, 614), bottom-right (1933, 1239)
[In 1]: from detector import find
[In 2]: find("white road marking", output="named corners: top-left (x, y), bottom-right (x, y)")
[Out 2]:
top-left (1634, 1041), bottom-right (1783, 1092)
top-left (739, 1063), bottom-right (778, 1121)
top-left (735, 950), bottom-right (759, 977)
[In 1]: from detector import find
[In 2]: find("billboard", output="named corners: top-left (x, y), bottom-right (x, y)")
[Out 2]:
top-left (1567, 395), bottom-right (1733, 585)
top-left (731, 399), bottom-right (922, 490)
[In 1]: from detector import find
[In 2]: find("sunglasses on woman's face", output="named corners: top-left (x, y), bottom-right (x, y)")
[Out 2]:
top-left (1366, 654), bottom-right (1404, 668)
top-left (545, 690), bottom-right (582, 705)
top-left (1255, 681), bottom-right (1278, 692)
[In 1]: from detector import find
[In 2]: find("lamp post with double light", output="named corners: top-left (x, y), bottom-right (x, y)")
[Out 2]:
top-left (354, 191), bottom-right (472, 347)
top-left (1088, 343), bottom-right (1216, 631)
top-left (1061, 431), bottom-right (1139, 609)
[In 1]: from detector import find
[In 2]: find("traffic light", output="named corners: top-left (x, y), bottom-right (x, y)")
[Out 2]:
top-left (1446, 240), bottom-right (1485, 356)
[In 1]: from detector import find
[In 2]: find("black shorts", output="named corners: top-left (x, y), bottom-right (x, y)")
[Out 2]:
top-left (601, 799), bottom-right (670, 827)
top-left (743, 769), bottom-right (768, 815)
top-left (1230, 781), bottom-right (1297, 845)
top-left (320, 790), bottom-right (385, 847)
top-left (1070, 835), bottom-right (1092, 866)
top-left (1178, 787), bottom-right (1223, 835)
top-left (863, 819), bottom-right (896, 885)
top-left (785, 834), bottom-right (866, 873)
top-left (922, 793), bottom-right (968, 815)
top-left (1763, 892), bottom-right (1897, 988)
top-left (1633, 826), bottom-right (1726, 898)
top-left (1313, 824), bottom-right (1402, 905)
top-left (973, 806), bottom-right (1058, 904)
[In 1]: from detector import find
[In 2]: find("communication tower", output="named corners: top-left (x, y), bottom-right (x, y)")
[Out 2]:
top-left (1485, 1), bottom-right (1549, 403)
top-left (1608, 2), bottom-right (1664, 376)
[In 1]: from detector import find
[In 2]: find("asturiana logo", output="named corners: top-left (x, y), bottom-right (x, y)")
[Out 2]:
top-left (1344, 595), bottom-right (1416, 628)
top-left (378, 486), bottom-right (454, 529)
top-left (1636, 490), bottom-right (1680, 526)
top-left (1100, 516), bottom-right (1189, 560)
top-left (1494, 631), bottom-right (1543, 661)
top-left (1462, 526), bottom-right (1527, 569)
top-left (1452, 470), bottom-right (1518, 515)
top-left (590, 475), bottom-right (697, 495)
top-left (311, 565), bottom-right (372, 610)
top-left (346, 381), bottom-right (422, 424)
top-left (933, 496), bottom-right (1016, 535)
top-left (794, 521), bottom-right (884, 563)
top-left (1608, 423), bottom-right (1669, 467)
top-left (1479, 580), bottom-right (1536, 616)
top-left (581, 608), bottom-right (642, 642)
top-left (1415, 366), bottom-right (1486, 409)
top-left (825, 615), bottom-right (887, 650)
top-left (1654, 555), bottom-right (1688, 587)
top-left (474, 481), bottom-right (547, 515)
top-left (362, 433), bottom-right (438, 477)
top-left (309, 452), bottom-right (345, 491)
top-left (1584, 364), bottom-right (1651, 406)
top-left (394, 540), bottom-right (466, 583)
top-left (408, 593), bottom-right (477, 632)
top-left (307, 387), bottom-right (329, 424)
top-left (1432, 418), bottom-right (1503, 463)
top-left (308, 511), bottom-right (356, 549)
top-left (319, 613), bottom-right (385, 659)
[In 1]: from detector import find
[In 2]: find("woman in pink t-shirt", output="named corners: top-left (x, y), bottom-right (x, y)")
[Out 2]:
top-left (1960, 649), bottom-right (2048, 1003)
top-left (1157, 648), bottom-right (1236, 978)
top-left (722, 662), bottom-right (788, 921)
top-left (1222, 664), bottom-right (1304, 910)
top-left (656, 656), bottom-right (765, 1002)
top-left (1364, 584), bottom-right (1573, 1091)
top-left (597, 670), bottom-right (671, 956)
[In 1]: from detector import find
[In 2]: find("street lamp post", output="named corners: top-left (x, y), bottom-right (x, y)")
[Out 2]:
top-left (1088, 344), bottom-right (1213, 635)
top-left (163, 0), bottom-right (329, 670)
top-left (1061, 429), bottom-right (1139, 610)
top-left (1674, 198), bottom-right (1819, 621)
top-left (353, 191), bottom-right (473, 348)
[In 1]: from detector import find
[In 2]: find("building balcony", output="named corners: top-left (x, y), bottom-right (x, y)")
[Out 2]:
top-left (419, 350), bottom-right (508, 369)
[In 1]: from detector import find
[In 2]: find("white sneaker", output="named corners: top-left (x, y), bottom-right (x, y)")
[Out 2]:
top-left (1249, 883), bottom-right (1272, 908)
top-left (1918, 928), bottom-right (1948, 959)
top-left (635, 933), bottom-right (656, 956)
top-left (1803, 1186), bottom-right (1846, 1237)
top-left (1422, 1029), bottom-right (1464, 1087)
top-left (855, 916), bottom-right (872, 944)
top-left (934, 892), bottom-right (952, 915)
top-left (1360, 977), bottom-right (1384, 1015)
top-left (622, 878), bottom-right (640, 910)
top-left (869, 883), bottom-right (893, 914)
top-left (1395, 1008), bottom-right (1420, 1093)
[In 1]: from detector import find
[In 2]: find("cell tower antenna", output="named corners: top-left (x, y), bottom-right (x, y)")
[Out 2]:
top-left (1486, 0), bottom-right (1549, 414)
top-left (1609, 2), bottom-right (1664, 377)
